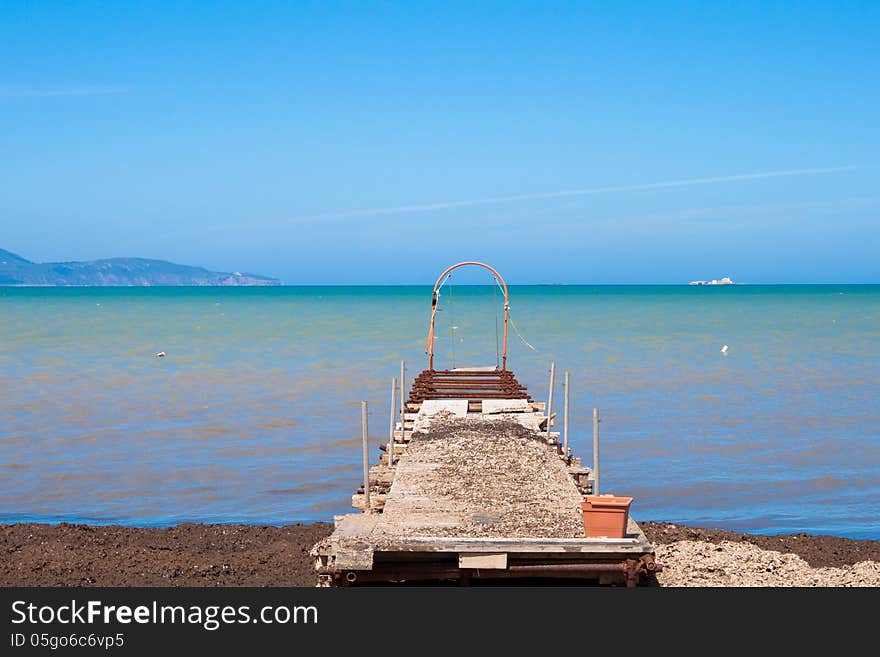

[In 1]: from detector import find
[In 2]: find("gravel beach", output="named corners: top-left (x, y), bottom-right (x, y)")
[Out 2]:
top-left (2, 521), bottom-right (876, 587)
top-left (642, 523), bottom-right (880, 586)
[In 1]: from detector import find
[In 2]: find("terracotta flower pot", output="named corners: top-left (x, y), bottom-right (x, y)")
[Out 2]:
top-left (581, 495), bottom-right (633, 538)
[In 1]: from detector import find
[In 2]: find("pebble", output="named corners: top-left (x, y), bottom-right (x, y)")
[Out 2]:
top-left (655, 540), bottom-right (880, 587)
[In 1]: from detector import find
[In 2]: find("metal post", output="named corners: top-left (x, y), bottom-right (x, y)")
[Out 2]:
top-left (388, 377), bottom-right (396, 466)
top-left (361, 401), bottom-right (371, 513)
top-left (399, 361), bottom-right (406, 443)
top-left (593, 407), bottom-right (600, 495)
top-left (563, 371), bottom-right (570, 459)
top-left (546, 361), bottom-right (555, 442)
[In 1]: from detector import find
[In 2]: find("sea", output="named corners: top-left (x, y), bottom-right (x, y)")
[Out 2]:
top-left (1, 285), bottom-right (877, 539)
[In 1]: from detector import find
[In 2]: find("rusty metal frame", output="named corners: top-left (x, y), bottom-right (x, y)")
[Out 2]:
top-left (426, 261), bottom-right (510, 371)
top-left (320, 553), bottom-right (660, 587)
top-left (408, 368), bottom-right (533, 404)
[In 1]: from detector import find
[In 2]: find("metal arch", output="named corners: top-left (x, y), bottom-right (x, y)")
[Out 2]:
top-left (425, 261), bottom-right (510, 371)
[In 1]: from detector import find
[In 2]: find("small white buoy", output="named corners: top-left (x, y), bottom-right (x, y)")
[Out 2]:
top-left (720, 345), bottom-right (729, 354)
top-left (155, 351), bottom-right (166, 358)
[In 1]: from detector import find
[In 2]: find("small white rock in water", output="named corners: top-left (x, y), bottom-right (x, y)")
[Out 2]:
top-left (720, 345), bottom-right (729, 354)
top-left (155, 351), bottom-right (166, 358)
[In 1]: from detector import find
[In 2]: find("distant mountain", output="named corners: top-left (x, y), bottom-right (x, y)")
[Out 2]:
top-left (0, 249), bottom-right (281, 286)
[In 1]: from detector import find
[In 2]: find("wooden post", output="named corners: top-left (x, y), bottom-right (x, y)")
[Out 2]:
top-left (388, 377), bottom-right (396, 466)
top-left (563, 371), bottom-right (570, 459)
top-left (593, 407), bottom-right (600, 495)
top-left (399, 361), bottom-right (406, 442)
top-left (546, 361), bottom-right (555, 442)
top-left (361, 401), bottom-right (371, 513)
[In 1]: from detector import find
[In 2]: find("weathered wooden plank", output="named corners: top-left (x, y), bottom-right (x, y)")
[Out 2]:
top-left (459, 553), bottom-right (508, 569)
top-left (484, 412), bottom-right (542, 431)
top-left (351, 493), bottom-right (387, 511)
top-left (334, 545), bottom-right (374, 570)
top-left (330, 512), bottom-right (380, 537)
top-left (416, 399), bottom-right (470, 416)
top-left (481, 399), bottom-right (532, 414)
top-left (370, 536), bottom-right (650, 554)
top-left (412, 399), bottom-right (469, 432)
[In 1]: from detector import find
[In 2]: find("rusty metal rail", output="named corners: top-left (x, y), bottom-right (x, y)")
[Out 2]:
top-left (320, 554), bottom-right (660, 586)
top-left (408, 369), bottom-right (533, 404)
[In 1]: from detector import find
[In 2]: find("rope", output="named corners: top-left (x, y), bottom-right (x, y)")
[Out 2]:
top-left (509, 315), bottom-right (538, 352)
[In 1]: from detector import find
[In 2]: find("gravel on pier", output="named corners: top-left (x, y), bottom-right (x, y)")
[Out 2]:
top-left (381, 417), bottom-right (585, 538)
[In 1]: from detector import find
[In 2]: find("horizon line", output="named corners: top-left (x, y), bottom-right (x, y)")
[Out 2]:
top-left (3, 282), bottom-right (879, 288)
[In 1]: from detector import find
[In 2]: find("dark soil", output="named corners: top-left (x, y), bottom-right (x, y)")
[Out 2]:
top-left (641, 521), bottom-right (879, 569)
top-left (0, 522), bottom-right (332, 587)
top-left (2, 521), bottom-right (875, 586)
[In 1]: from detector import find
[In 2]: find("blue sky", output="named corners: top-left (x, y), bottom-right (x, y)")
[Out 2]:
top-left (1, 2), bottom-right (877, 283)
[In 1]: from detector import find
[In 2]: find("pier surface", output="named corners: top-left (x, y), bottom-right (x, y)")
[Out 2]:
top-left (313, 384), bottom-right (656, 585)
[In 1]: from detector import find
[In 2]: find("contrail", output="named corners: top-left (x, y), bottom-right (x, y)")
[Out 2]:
top-left (306, 166), bottom-right (855, 221)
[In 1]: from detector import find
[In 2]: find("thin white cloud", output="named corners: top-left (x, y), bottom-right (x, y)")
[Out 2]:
top-left (0, 85), bottom-right (131, 98)
top-left (537, 195), bottom-right (880, 232)
top-left (302, 166), bottom-right (856, 222)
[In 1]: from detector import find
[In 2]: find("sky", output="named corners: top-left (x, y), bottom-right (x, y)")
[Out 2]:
top-left (1, 1), bottom-right (878, 284)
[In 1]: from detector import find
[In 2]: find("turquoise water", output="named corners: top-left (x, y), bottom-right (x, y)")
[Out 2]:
top-left (1, 285), bottom-right (878, 539)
